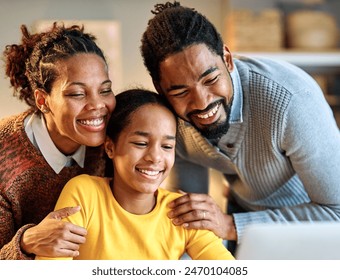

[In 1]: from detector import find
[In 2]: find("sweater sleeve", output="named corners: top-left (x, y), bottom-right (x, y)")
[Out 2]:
top-left (234, 89), bottom-right (340, 242)
top-left (0, 224), bottom-right (36, 260)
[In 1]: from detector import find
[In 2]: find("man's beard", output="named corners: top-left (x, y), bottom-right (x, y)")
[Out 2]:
top-left (194, 98), bottom-right (232, 140)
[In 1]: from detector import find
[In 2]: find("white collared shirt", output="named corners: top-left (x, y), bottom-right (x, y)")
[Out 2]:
top-left (24, 113), bottom-right (85, 174)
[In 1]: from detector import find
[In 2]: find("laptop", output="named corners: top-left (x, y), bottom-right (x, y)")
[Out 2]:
top-left (235, 222), bottom-right (340, 260)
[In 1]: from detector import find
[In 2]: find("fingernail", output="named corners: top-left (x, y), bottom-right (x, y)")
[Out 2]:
top-left (183, 223), bottom-right (189, 228)
top-left (167, 201), bottom-right (174, 208)
top-left (173, 218), bottom-right (180, 225)
top-left (167, 211), bottom-right (174, 218)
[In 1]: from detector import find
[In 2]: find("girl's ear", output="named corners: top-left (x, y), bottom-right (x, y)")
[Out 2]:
top-left (104, 137), bottom-right (115, 159)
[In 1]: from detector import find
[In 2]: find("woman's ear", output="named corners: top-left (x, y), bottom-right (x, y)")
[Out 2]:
top-left (104, 137), bottom-right (115, 159)
top-left (34, 89), bottom-right (50, 114)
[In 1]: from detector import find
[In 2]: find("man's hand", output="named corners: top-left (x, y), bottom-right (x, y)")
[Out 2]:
top-left (167, 193), bottom-right (237, 241)
top-left (21, 206), bottom-right (87, 258)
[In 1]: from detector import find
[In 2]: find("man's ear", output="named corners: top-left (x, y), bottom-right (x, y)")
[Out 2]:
top-left (104, 137), bottom-right (115, 159)
top-left (223, 44), bottom-right (234, 72)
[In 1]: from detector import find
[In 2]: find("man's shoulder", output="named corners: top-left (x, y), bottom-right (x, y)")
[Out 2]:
top-left (234, 55), bottom-right (317, 92)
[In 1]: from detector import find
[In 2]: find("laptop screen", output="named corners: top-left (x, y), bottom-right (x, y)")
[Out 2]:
top-left (235, 222), bottom-right (340, 260)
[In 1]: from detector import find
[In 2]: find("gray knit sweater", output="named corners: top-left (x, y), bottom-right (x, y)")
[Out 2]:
top-left (166, 56), bottom-right (340, 241)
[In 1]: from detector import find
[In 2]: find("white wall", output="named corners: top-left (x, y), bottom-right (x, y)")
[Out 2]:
top-left (0, 0), bottom-right (228, 118)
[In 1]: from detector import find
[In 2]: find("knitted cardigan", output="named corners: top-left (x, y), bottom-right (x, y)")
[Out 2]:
top-left (0, 110), bottom-right (105, 259)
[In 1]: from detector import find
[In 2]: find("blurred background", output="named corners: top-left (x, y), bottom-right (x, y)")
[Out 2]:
top-left (0, 0), bottom-right (228, 118)
top-left (1, 0), bottom-right (339, 208)
top-left (1, 0), bottom-right (339, 119)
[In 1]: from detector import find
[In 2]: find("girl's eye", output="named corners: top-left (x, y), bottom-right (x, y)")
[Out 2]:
top-left (163, 145), bottom-right (174, 150)
top-left (132, 142), bottom-right (147, 147)
top-left (162, 144), bottom-right (174, 150)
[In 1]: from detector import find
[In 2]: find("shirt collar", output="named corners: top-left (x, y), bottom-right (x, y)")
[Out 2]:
top-left (25, 113), bottom-right (85, 174)
top-left (229, 63), bottom-right (243, 124)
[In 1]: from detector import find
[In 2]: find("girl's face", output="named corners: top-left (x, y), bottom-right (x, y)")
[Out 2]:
top-left (37, 53), bottom-right (116, 155)
top-left (107, 104), bottom-right (176, 199)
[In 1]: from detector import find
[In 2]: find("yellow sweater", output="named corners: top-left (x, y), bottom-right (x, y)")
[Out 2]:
top-left (36, 174), bottom-right (234, 260)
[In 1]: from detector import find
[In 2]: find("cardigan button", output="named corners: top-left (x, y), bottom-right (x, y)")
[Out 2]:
top-left (226, 143), bottom-right (234, 148)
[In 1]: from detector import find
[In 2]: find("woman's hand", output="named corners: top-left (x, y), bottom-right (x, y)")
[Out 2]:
top-left (167, 193), bottom-right (237, 241)
top-left (21, 206), bottom-right (87, 257)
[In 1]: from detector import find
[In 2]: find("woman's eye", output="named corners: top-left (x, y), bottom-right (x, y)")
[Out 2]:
top-left (66, 92), bottom-right (85, 98)
top-left (101, 88), bottom-right (113, 95)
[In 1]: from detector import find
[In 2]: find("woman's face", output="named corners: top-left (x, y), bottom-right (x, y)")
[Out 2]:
top-left (41, 53), bottom-right (116, 154)
top-left (108, 104), bottom-right (176, 198)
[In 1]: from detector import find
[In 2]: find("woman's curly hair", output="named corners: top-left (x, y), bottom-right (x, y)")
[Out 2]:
top-left (3, 22), bottom-right (106, 109)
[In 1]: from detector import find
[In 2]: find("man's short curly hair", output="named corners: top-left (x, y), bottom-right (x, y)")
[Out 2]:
top-left (140, 1), bottom-right (224, 83)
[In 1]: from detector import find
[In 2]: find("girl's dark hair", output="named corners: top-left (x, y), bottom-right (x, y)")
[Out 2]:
top-left (3, 22), bottom-right (107, 109)
top-left (104, 88), bottom-right (176, 176)
top-left (140, 1), bottom-right (224, 83)
top-left (106, 88), bottom-right (176, 143)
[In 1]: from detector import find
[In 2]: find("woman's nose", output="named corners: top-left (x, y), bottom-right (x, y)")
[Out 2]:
top-left (86, 94), bottom-right (105, 110)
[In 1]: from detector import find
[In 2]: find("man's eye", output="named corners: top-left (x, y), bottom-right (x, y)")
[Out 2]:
top-left (170, 90), bottom-right (188, 97)
top-left (206, 75), bottom-right (219, 85)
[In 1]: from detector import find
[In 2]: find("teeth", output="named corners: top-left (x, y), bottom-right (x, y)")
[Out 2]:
top-left (196, 103), bottom-right (220, 119)
top-left (138, 169), bottom-right (160, 176)
top-left (79, 118), bottom-right (104, 127)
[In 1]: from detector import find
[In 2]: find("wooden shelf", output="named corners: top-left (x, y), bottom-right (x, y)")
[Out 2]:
top-left (234, 50), bottom-right (340, 70)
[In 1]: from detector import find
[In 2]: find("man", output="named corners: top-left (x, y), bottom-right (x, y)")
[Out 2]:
top-left (140, 1), bottom-right (340, 252)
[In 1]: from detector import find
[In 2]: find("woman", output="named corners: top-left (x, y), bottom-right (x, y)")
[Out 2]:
top-left (36, 89), bottom-right (234, 260)
top-left (0, 22), bottom-right (116, 259)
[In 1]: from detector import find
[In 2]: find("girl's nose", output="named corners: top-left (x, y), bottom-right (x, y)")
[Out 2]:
top-left (144, 146), bottom-right (162, 163)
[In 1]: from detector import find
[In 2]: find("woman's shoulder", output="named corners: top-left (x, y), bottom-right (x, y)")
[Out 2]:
top-left (0, 110), bottom-right (32, 140)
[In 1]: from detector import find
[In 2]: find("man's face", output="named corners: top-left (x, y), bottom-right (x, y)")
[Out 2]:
top-left (156, 43), bottom-right (234, 139)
